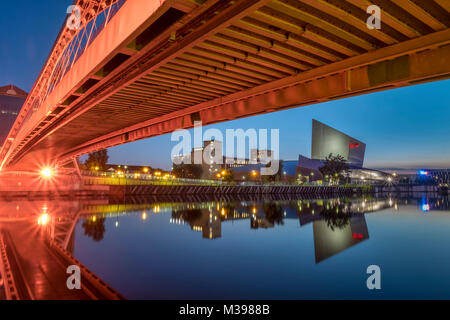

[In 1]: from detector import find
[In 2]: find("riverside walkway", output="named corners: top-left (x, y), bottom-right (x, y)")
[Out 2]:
top-left (82, 172), bottom-right (367, 196)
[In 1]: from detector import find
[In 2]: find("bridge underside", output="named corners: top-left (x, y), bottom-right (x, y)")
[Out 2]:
top-left (3, 0), bottom-right (450, 171)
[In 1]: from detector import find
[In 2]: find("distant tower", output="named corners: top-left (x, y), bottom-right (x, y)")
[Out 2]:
top-left (0, 85), bottom-right (28, 147)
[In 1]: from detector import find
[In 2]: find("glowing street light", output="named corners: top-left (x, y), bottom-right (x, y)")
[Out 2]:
top-left (38, 213), bottom-right (49, 226)
top-left (40, 167), bottom-right (53, 178)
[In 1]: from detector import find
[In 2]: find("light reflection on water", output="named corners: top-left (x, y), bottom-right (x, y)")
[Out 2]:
top-left (67, 194), bottom-right (450, 299)
top-left (2, 194), bottom-right (449, 299)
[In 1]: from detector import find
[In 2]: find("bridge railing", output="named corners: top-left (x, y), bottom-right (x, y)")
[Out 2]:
top-left (0, 0), bottom-right (128, 168)
top-left (18, 0), bottom-right (128, 134)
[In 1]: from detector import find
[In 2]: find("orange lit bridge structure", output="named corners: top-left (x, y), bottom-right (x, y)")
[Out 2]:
top-left (1, 0), bottom-right (450, 172)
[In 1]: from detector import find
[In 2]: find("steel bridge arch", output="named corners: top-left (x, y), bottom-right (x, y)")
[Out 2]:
top-left (0, 0), bottom-right (125, 169)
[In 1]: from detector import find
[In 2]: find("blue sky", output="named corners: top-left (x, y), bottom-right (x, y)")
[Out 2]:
top-left (2, 1), bottom-right (450, 170)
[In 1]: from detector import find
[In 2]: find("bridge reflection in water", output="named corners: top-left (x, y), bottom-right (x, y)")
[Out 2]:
top-left (0, 194), bottom-right (448, 299)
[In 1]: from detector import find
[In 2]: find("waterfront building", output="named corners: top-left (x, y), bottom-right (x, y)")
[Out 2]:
top-left (171, 205), bottom-right (251, 239)
top-left (294, 120), bottom-right (392, 184)
top-left (295, 198), bottom-right (396, 263)
top-left (297, 119), bottom-right (366, 173)
top-left (417, 169), bottom-right (450, 185)
top-left (311, 119), bottom-right (366, 167)
top-left (172, 140), bottom-right (224, 179)
top-left (104, 164), bottom-right (169, 177)
top-left (172, 140), bottom-right (277, 180)
top-left (0, 85), bottom-right (27, 147)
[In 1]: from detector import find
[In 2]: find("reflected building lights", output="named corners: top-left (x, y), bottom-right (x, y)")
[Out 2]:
top-left (58, 196), bottom-right (448, 265)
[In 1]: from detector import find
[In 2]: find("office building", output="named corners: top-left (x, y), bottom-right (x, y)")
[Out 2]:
top-left (0, 85), bottom-right (27, 147)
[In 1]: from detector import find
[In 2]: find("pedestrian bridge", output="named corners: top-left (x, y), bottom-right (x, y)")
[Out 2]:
top-left (1, 0), bottom-right (449, 172)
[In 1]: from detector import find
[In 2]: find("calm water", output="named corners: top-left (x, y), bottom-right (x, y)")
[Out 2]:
top-left (64, 195), bottom-right (450, 299)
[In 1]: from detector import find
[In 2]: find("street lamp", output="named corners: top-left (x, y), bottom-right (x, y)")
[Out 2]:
top-left (40, 167), bottom-right (53, 178)
top-left (37, 213), bottom-right (49, 226)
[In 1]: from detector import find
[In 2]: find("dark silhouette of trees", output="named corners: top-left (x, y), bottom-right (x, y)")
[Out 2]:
top-left (319, 153), bottom-right (349, 184)
top-left (263, 160), bottom-right (284, 183)
top-left (222, 170), bottom-right (234, 182)
top-left (82, 217), bottom-right (106, 242)
top-left (172, 164), bottom-right (203, 179)
top-left (85, 149), bottom-right (109, 171)
top-left (320, 205), bottom-right (352, 231)
top-left (263, 202), bottom-right (284, 225)
top-left (173, 209), bottom-right (203, 227)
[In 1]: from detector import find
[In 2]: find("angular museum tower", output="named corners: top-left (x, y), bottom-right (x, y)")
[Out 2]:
top-left (311, 119), bottom-right (366, 168)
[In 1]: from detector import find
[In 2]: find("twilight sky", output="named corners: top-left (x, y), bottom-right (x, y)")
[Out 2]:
top-left (1, 1), bottom-right (450, 170)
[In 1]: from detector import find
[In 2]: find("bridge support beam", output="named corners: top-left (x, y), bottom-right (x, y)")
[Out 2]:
top-left (59, 30), bottom-right (450, 162)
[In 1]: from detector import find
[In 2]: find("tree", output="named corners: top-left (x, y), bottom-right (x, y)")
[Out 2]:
top-left (172, 163), bottom-right (203, 179)
top-left (85, 149), bottom-right (109, 171)
top-left (222, 170), bottom-right (234, 182)
top-left (319, 153), bottom-right (349, 185)
top-left (286, 175), bottom-right (297, 184)
top-left (263, 203), bottom-right (284, 225)
top-left (174, 209), bottom-right (202, 224)
top-left (320, 204), bottom-right (352, 231)
top-left (263, 160), bottom-right (284, 183)
top-left (82, 217), bottom-right (106, 242)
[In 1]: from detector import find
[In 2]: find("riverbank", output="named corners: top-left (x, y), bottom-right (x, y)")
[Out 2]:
top-left (0, 173), bottom-right (446, 199)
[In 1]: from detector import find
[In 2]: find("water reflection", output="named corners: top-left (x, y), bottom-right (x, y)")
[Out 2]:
top-left (82, 216), bottom-right (106, 242)
top-left (1, 194), bottom-right (449, 299)
top-left (57, 195), bottom-right (446, 263)
top-left (3, 195), bottom-right (448, 255)
top-left (166, 197), bottom-right (393, 263)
